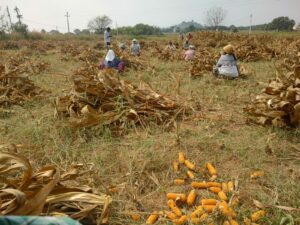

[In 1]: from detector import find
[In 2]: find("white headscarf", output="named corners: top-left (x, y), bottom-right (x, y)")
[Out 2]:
top-left (105, 50), bottom-right (115, 61)
top-left (189, 45), bottom-right (195, 50)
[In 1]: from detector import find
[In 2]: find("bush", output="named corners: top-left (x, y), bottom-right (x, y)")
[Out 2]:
top-left (27, 31), bottom-right (44, 40)
top-left (118, 24), bottom-right (162, 36)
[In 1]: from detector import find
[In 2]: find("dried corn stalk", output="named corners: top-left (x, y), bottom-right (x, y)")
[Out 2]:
top-left (152, 46), bottom-right (182, 62)
top-left (189, 48), bottom-right (219, 78)
top-left (245, 53), bottom-right (300, 127)
top-left (0, 60), bottom-right (46, 107)
top-left (55, 69), bottom-right (188, 133)
top-left (0, 150), bottom-right (112, 224)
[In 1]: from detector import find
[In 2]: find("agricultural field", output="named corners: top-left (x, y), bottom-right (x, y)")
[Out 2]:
top-left (0, 31), bottom-right (299, 225)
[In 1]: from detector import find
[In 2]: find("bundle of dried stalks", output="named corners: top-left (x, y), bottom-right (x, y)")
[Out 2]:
top-left (152, 47), bottom-right (182, 62)
top-left (0, 150), bottom-right (112, 224)
top-left (0, 60), bottom-right (45, 107)
top-left (189, 49), bottom-right (219, 78)
top-left (5, 54), bottom-right (50, 75)
top-left (235, 40), bottom-right (274, 62)
top-left (0, 41), bottom-right (20, 50)
top-left (61, 44), bottom-right (83, 57)
top-left (245, 54), bottom-right (300, 127)
top-left (77, 49), bottom-right (102, 63)
top-left (55, 69), bottom-right (188, 133)
top-left (112, 45), bottom-right (148, 71)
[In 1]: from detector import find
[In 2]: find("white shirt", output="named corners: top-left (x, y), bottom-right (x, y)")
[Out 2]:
top-left (104, 31), bottom-right (110, 43)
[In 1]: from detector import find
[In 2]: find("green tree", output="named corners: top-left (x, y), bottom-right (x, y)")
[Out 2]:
top-left (81, 29), bottom-right (91, 35)
top-left (132, 23), bottom-right (162, 35)
top-left (73, 29), bottom-right (81, 35)
top-left (229, 25), bottom-right (238, 33)
top-left (268, 17), bottom-right (295, 31)
top-left (13, 22), bottom-right (28, 36)
top-left (87, 15), bottom-right (112, 34)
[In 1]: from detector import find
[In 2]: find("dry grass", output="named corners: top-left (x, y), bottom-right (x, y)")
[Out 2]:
top-left (0, 34), bottom-right (299, 224)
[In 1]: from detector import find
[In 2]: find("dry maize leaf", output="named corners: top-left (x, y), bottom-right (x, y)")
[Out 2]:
top-left (11, 168), bottom-right (59, 215)
top-left (0, 150), bottom-right (112, 223)
top-left (0, 144), bottom-right (17, 153)
top-left (97, 196), bottom-right (112, 224)
top-left (0, 188), bottom-right (26, 214)
top-left (263, 111), bottom-right (287, 118)
top-left (253, 199), bottom-right (266, 209)
top-left (46, 192), bottom-right (111, 205)
top-left (70, 204), bottom-right (99, 220)
top-left (291, 102), bottom-right (300, 125)
top-left (257, 117), bottom-right (270, 125)
top-left (0, 152), bottom-right (32, 189)
top-left (253, 199), bottom-right (300, 211)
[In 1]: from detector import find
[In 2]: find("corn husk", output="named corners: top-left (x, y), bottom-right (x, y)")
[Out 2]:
top-left (0, 151), bottom-right (112, 224)
top-left (245, 53), bottom-right (300, 127)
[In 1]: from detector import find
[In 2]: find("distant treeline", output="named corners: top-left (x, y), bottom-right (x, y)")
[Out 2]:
top-left (0, 14), bottom-right (297, 41)
top-left (163, 16), bottom-right (297, 33)
top-left (116, 24), bottom-right (162, 36)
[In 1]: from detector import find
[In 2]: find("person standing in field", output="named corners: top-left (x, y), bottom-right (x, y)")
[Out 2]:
top-left (104, 27), bottom-right (112, 49)
top-left (213, 44), bottom-right (239, 79)
top-left (179, 32), bottom-right (184, 42)
top-left (187, 32), bottom-right (193, 41)
top-left (130, 39), bottom-right (141, 56)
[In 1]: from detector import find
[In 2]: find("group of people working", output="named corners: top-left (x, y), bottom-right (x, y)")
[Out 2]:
top-left (101, 27), bottom-right (141, 72)
top-left (101, 27), bottom-right (239, 78)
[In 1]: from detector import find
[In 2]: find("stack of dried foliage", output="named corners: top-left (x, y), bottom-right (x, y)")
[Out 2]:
top-left (0, 41), bottom-right (20, 50)
top-left (55, 69), bottom-right (188, 133)
top-left (112, 46), bottom-right (148, 71)
top-left (189, 48), bottom-right (219, 78)
top-left (152, 47), bottom-right (182, 62)
top-left (190, 32), bottom-right (299, 63)
top-left (0, 59), bottom-right (45, 108)
top-left (0, 149), bottom-right (112, 225)
top-left (5, 54), bottom-right (50, 75)
top-left (235, 39), bottom-right (275, 62)
top-left (245, 53), bottom-right (300, 127)
top-left (77, 48), bottom-right (102, 63)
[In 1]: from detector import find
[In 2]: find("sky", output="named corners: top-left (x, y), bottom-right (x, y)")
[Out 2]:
top-left (1, 0), bottom-right (300, 33)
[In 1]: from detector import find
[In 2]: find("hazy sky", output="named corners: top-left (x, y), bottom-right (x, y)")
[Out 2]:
top-left (1, 0), bottom-right (299, 32)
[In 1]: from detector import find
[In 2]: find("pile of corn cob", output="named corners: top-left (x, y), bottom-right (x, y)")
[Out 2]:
top-left (144, 152), bottom-right (266, 225)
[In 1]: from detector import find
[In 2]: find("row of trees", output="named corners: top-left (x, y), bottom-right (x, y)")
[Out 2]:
top-left (86, 16), bottom-right (162, 35)
top-left (1, 6), bottom-right (298, 38)
top-left (235, 17), bottom-right (296, 32)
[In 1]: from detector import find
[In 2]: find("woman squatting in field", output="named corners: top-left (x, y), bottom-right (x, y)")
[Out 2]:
top-left (99, 49), bottom-right (125, 73)
top-left (184, 45), bottom-right (196, 61)
top-left (213, 44), bottom-right (240, 79)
